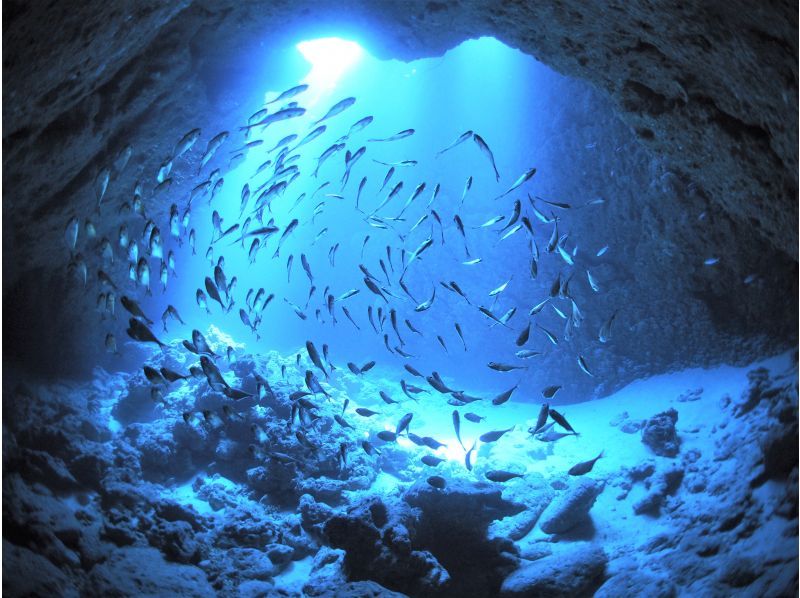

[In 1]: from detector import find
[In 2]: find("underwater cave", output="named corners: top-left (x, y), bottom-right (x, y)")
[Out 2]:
top-left (2, 2), bottom-right (798, 596)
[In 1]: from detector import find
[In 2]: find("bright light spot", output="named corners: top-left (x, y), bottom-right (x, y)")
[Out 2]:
top-left (296, 37), bottom-right (363, 95)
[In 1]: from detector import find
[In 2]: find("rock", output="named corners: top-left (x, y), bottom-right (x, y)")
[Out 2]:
top-left (641, 408), bottom-right (680, 457)
top-left (298, 493), bottom-right (335, 540)
top-left (734, 367), bottom-right (772, 416)
top-left (633, 466), bottom-right (684, 515)
top-left (718, 555), bottom-right (763, 588)
top-left (226, 547), bottom-right (281, 581)
top-left (595, 569), bottom-right (675, 598)
top-left (86, 547), bottom-right (215, 597)
top-left (500, 544), bottom-right (608, 596)
top-left (148, 519), bottom-right (203, 564)
top-left (2, 540), bottom-right (77, 597)
top-left (303, 547), bottom-right (348, 596)
top-left (12, 448), bottom-right (81, 491)
top-left (539, 478), bottom-right (603, 534)
top-left (489, 509), bottom-right (543, 542)
top-left (760, 421), bottom-right (799, 480)
top-left (621, 419), bottom-right (644, 434)
top-left (325, 581), bottom-right (408, 597)
top-left (236, 580), bottom-right (275, 597)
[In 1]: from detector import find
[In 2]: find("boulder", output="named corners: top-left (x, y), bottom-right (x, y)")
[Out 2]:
top-left (86, 547), bottom-right (215, 597)
top-left (596, 569), bottom-right (676, 598)
top-left (500, 544), bottom-right (608, 596)
top-left (539, 478), bottom-right (603, 534)
top-left (641, 408), bottom-right (680, 457)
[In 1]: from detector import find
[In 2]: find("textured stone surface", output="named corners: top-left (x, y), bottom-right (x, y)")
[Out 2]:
top-left (641, 408), bottom-right (681, 457)
top-left (85, 547), bottom-right (215, 597)
top-left (539, 477), bottom-right (603, 534)
top-left (500, 544), bottom-right (608, 597)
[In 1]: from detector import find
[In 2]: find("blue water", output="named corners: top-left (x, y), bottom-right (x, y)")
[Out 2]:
top-left (127, 37), bottom-right (609, 401)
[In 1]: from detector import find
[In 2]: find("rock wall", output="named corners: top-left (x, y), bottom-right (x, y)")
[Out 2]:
top-left (2, 0), bottom-right (796, 378)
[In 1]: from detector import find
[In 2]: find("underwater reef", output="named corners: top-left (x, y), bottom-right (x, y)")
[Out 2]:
top-left (3, 340), bottom-right (797, 596)
top-left (2, 1), bottom-right (797, 597)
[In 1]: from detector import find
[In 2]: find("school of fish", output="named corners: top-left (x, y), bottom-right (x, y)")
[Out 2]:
top-left (65, 80), bottom-right (615, 488)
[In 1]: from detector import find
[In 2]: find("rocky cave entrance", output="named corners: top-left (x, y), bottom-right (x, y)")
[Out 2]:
top-left (3, 4), bottom-right (797, 598)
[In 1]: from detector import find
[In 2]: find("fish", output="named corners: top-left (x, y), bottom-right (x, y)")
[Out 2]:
top-left (266, 84), bottom-right (308, 105)
top-left (472, 133), bottom-right (500, 181)
top-left (160, 367), bottom-right (189, 383)
top-left (314, 97), bottom-right (356, 126)
top-left (537, 324), bottom-right (559, 345)
top-left (464, 413), bottom-right (485, 423)
top-left (568, 451), bottom-right (604, 476)
top-left (379, 391), bottom-right (399, 405)
top-left (306, 341), bottom-right (329, 379)
top-left (120, 296), bottom-right (153, 324)
top-left (240, 107), bottom-right (306, 131)
top-left (599, 310), bottom-right (618, 343)
top-left (65, 217), bottom-right (79, 250)
top-left (704, 257), bottom-right (719, 266)
top-left (452, 410), bottom-right (465, 450)
top-left (313, 143), bottom-right (346, 177)
top-left (204, 277), bottom-right (226, 310)
top-left (368, 128), bottom-right (414, 142)
top-left (356, 408), bottom-right (380, 417)
top-left (292, 124), bottom-right (327, 152)
top-left (485, 470), bottom-right (524, 483)
top-left (421, 455), bottom-right (445, 467)
top-left (191, 330), bottom-right (218, 358)
top-left (531, 404), bottom-right (550, 435)
top-left (361, 440), bottom-right (380, 456)
top-left (161, 305), bottom-right (185, 331)
top-left (574, 353), bottom-right (595, 378)
top-left (478, 306), bottom-right (509, 328)
top-left (596, 245), bottom-right (609, 256)
top-left (102, 332), bottom-right (119, 355)
top-left (364, 277), bottom-right (388, 303)
top-left (465, 440), bottom-right (477, 471)
top-left (396, 412), bottom-right (414, 435)
top-left (488, 362), bottom-right (526, 372)
top-left (478, 426), bottom-right (514, 443)
top-left (476, 215), bottom-right (504, 229)
top-left (454, 323), bottom-right (467, 351)
top-left (173, 128), bottom-right (201, 159)
top-left (414, 287), bottom-right (436, 312)
top-left (344, 115), bottom-right (374, 139)
top-left (537, 196), bottom-right (572, 210)
top-left (114, 144), bottom-right (133, 174)
top-left (126, 318), bottom-right (166, 348)
top-left (427, 476), bottom-right (446, 490)
top-left (437, 130), bottom-right (473, 155)
top-left (305, 370), bottom-right (330, 398)
top-left (377, 431), bottom-right (397, 442)
top-left (301, 254), bottom-right (314, 283)
top-left (491, 385), bottom-right (518, 406)
top-left (459, 176), bottom-right (473, 207)
top-left (373, 158), bottom-right (417, 168)
top-left (548, 408), bottom-right (577, 434)
top-left (489, 278), bottom-right (512, 297)
top-left (495, 167), bottom-right (536, 200)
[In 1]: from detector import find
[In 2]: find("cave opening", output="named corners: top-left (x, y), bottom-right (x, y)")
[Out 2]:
top-left (3, 9), bottom-right (797, 597)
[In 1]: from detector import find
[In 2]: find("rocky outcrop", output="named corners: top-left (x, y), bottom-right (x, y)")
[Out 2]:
top-left (641, 408), bottom-right (680, 457)
top-left (539, 477), bottom-right (603, 534)
top-left (500, 544), bottom-right (608, 597)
